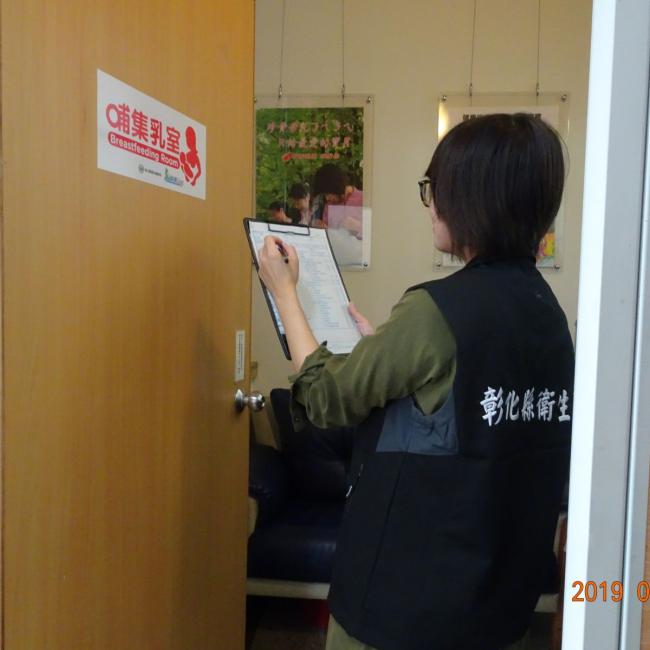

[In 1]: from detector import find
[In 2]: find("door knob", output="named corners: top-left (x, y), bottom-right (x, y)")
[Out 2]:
top-left (234, 389), bottom-right (266, 412)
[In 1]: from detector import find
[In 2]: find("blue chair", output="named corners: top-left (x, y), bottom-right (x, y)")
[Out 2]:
top-left (247, 388), bottom-right (353, 600)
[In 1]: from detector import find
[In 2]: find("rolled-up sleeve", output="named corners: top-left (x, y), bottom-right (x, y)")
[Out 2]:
top-left (289, 289), bottom-right (456, 430)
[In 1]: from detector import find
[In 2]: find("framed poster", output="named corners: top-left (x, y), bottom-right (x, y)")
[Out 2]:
top-left (255, 95), bottom-right (373, 268)
top-left (436, 92), bottom-right (569, 269)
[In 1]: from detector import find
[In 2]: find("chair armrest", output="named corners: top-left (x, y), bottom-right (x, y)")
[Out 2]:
top-left (248, 497), bottom-right (259, 537)
top-left (249, 443), bottom-right (290, 525)
top-left (270, 388), bottom-right (353, 499)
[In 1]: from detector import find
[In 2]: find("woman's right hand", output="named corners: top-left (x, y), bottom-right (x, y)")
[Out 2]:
top-left (258, 236), bottom-right (299, 302)
top-left (348, 302), bottom-right (374, 336)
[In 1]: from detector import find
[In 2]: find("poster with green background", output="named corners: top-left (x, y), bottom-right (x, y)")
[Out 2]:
top-left (255, 106), bottom-right (364, 217)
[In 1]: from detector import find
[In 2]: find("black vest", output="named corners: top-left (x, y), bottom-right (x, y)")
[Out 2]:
top-left (328, 257), bottom-right (574, 650)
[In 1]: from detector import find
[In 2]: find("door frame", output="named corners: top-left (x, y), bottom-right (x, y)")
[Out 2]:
top-left (563, 0), bottom-right (650, 647)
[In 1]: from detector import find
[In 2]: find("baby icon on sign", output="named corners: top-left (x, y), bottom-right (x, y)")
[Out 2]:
top-left (180, 126), bottom-right (202, 186)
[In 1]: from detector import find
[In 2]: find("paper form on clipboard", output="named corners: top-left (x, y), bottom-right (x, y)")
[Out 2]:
top-left (244, 219), bottom-right (361, 360)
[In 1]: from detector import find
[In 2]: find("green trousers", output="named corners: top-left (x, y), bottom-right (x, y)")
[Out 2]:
top-left (325, 616), bottom-right (531, 650)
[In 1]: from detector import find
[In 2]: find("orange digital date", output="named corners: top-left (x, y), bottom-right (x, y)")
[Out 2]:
top-left (571, 580), bottom-right (650, 602)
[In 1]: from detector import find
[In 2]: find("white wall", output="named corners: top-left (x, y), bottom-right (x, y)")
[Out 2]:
top-left (252, 0), bottom-right (592, 439)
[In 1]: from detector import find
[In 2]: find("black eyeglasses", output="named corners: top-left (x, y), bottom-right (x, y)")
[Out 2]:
top-left (418, 178), bottom-right (433, 207)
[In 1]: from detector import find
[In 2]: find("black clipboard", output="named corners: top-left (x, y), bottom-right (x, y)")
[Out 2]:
top-left (244, 218), bottom-right (356, 360)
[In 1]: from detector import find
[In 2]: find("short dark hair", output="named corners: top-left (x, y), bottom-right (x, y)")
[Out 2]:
top-left (312, 164), bottom-right (348, 196)
top-left (289, 182), bottom-right (310, 200)
top-left (268, 200), bottom-right (288, 212)
top-left (425, 113), bottom-right (565, 258)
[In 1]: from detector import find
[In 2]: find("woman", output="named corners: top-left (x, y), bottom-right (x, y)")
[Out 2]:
top-left (258, 114), bottom-right (574, 650)
top-left (312, 163), bottom-right (363, 237)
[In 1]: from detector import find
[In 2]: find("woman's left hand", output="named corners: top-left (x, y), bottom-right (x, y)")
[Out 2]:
top-left (258, 235), bottom-right (299, 301)
top-left (348, 302), bottom-right (375, 336)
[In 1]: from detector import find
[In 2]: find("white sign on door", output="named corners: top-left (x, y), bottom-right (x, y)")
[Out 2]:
top-left (97, 69), bottom-right (206, 200)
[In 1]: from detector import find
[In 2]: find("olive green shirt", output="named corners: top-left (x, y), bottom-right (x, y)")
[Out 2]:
top-left (289, 288), bottom-right (457, 429)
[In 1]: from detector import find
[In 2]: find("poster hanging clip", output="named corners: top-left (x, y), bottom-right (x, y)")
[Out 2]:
top-left (277, 84), bottom-right (284, 100)
top-left (341, 84), bottom-right (346, 100)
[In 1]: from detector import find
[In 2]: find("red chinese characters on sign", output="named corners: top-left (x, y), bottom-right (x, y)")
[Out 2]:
top-left (261, 113), bottom-right (357, 162)
top-left (150, 119), bottom-right (166, 148)
top-left (131, 110), bottom-right (149, 142)
top-left (106, 103), bottom-right (131, 134)
top-left (104, 102), bottom-right (201, 184)
top-left (166, 126), bottom-right (181, 154)
top-left (269, 121), bottom-right (354, 155)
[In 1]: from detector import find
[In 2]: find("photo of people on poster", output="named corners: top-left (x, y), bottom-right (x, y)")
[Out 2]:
top-left (255, 105), bottom-right (368, 267)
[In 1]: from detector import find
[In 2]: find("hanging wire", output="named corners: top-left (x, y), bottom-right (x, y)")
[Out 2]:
top-left (278, 0), bottom-right (287, 99)
top-left (468, 0), bottom-right (478, 101)
top-left (341, 0), bottom-right (346, 101)
top-left (278, 0), bottom-right (288, 209)
top-left (535, 0), bottom-right (542, 100)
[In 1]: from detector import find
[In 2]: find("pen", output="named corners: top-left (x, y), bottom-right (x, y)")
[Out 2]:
top-left (276, 242), bottom-right (290, 264)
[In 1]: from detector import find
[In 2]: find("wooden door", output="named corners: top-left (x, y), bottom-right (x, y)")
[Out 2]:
top-left (0, 2), bottom-right (254, 648)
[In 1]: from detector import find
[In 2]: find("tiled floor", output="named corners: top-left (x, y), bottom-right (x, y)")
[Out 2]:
top-left (246, 597), bottom-right (556, 650)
